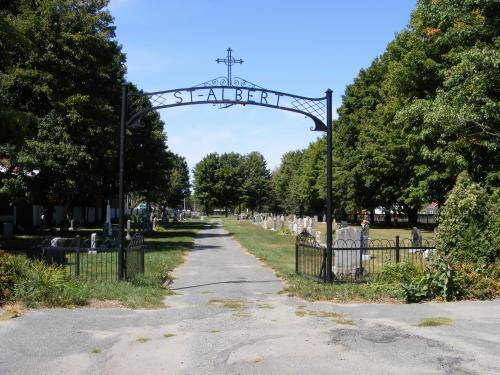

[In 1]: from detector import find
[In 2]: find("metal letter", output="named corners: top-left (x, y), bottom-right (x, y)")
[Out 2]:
top-left (260, 91), bottom-right (268, 104)
top-left (235, 89), bottom-right (242, 101)
top-left (247, 89), bottom-right (255, 103)
top-left (207, 88), bottom-right (217, 101)
top-left (174, 91), bottom-right (183, 104)
top-left (276, 94), bottom-right (283, 107)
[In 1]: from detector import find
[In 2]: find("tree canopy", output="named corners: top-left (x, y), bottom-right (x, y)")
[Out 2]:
top-left (0, 0), bottom-right (187, 217)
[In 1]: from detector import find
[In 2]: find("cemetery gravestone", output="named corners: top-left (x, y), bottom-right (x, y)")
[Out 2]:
top-left (334, 227), bottom-right (361, 277)
top-left (89, 233), bottom-right (97, 254)
top-left (126, 220), bottom-right (132, 240)
top-left (315, 231), bottom-right (322, 244)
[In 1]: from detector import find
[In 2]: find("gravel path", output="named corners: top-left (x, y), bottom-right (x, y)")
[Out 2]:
top-left (0, 221), bottom-right (499, 374)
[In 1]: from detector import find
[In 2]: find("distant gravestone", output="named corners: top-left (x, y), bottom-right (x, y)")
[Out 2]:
top-left (334, 227), bottom-right (361, 277)
top-left (293, 223), bottom-right (298, 234)
top-left (411, 227), bottom-right (422, 248)
top-left (315, 231), bottom-right (322, 244)
top-left (2, 222), bottom-right (14, 240)
top-left (272, 217), bottom-right (277, 231)
top-left (89, 233), bottom-right (97, 254)
top-left (361, 221), bottom-right (370, 253)
top-left (68, 219), bottom-right (75, 231)
top-left (322, 214), bottom-right (326, 223)
top-left (126, 220), bottom-right (132, 240)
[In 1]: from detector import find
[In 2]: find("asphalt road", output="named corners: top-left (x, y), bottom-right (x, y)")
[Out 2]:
top-left (0, 221), bottom-right (499, 374)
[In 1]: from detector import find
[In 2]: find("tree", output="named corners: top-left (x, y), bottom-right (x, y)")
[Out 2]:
top-left (193, 153), bottom-right (220, 215)
top-left (215, 153), bottom-right (245, 216)
top-left (1, 0), bottom-right (125, 212)
top-left (272, 150), bottom-right (304, 214)
top-left (160, 153), bottom-right (190, 209)
top-left (242, 152), bottom-right (271, 213)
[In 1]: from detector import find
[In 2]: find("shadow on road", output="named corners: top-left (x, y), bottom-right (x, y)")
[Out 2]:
top-left (171, 279), bottom-right (281, 291)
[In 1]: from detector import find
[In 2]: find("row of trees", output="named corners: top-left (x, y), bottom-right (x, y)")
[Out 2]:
top-left (273, 0), bottom-right (499, 223)
top-left (0, 0), bottom-right (190, 217)
top-left (193, 152), bottom-right (271, 215)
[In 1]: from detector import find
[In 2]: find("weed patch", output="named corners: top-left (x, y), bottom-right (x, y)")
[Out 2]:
top-left (417, 317), bottom-right (453, 327)
top-left (209, 299), bottom-right (245, 309)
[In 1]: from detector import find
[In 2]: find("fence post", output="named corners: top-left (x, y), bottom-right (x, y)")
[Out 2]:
top-left (295, 239), bottom-right (299, 274)
top-left (359, 231), bottom-right (363, 277)
top-left (140, 241), bottom-right (145, 274)
top-left (75, 235), bottom-right (81, 278)
top-left (395, 235), bottom-right (400, 263)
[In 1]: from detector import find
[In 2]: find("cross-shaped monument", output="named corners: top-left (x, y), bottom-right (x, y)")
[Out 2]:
top-left (216, 48), bottom-right (243, 86)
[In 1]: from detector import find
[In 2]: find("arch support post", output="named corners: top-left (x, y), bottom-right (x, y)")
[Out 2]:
top-left (118, 83), bottom-right (128, 280)
top-left (325, 89), bottom-right (333, 282)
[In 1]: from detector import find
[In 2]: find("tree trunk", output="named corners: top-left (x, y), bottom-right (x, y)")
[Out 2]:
top-left (407, 208), bottom-right (418, 227)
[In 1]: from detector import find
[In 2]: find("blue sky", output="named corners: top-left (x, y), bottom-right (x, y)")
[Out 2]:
top-left (108, 0), bottom-right (416, 173)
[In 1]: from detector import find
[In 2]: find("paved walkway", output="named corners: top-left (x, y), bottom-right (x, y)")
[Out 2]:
top-left (0, 221), bottom-right (499, 374)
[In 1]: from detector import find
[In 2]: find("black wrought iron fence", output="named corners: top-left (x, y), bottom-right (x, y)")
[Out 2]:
top-left (296, 231), bottom-right (326, 282)
top-left (296, 230), bottom-right (435, 283)
top-left (36, 234), bottom-right (144, 281)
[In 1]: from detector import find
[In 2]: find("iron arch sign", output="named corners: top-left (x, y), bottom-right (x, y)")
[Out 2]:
top-left (117, 48), bottom-right (334, 283)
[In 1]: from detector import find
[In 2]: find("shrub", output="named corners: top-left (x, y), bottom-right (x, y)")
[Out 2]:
top-left (403, 253), bottom-right (463, 303)
top-left (0, 253), bottom-right (86, 307)
top-left (375, 261), bottom-right (423, 285)
top-left (456, 262), bottom-right (499, 300)
top-left (437, 172), bottom-right (499, 265)
top-left (0, 251), bottom-right (16, 302)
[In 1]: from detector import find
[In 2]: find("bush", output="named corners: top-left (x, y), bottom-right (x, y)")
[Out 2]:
top-left (403, 253), bottom-right (463, 303)
top-left (456, 262), bottom-right (499, 300)
top-left (437, 172), bottom-right (499, 265)
top-left (402, 255), bottom-right (499, 303)
top-left (0, 252), bottom-right (86, 307)
top-left (375, 261), bottom-right (423, 285)
top-left (0, 251), bottom-right (16, 302)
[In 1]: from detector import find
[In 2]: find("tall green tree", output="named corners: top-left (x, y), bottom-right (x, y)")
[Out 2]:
top-left (242, 152), bottom-right (271, 213)
top-left (193, 153), bottom-right (220, 215)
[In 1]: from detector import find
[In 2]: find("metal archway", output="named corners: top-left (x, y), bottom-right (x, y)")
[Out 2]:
top-left (117, 50), bottom-right (333, 283)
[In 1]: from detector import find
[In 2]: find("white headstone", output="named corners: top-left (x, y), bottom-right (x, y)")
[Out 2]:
top-left (69, 219), bottom-right (75, 231)
top-left (334, 227), bottom-right (361, 277)
top-left (105, 200), bottom-right (112, 236)
top-left (126, 220), bottom-right (132, 240)
top-left (315, 231), bottom-right (322, 244)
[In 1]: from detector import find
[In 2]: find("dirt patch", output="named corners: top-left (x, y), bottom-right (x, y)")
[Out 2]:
top-left (86, 299), bottom-right (124, 308)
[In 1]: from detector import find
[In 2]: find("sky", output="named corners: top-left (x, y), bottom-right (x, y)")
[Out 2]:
top-left (108, 0), bottom-right (416, 174)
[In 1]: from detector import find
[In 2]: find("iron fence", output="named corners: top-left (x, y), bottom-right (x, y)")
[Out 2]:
top-left (296, 231), bottom-right (326, 282)
top-left (35, 234), bottom-right (145, 281)
top-left (296, 230), bottom-right (435, 283)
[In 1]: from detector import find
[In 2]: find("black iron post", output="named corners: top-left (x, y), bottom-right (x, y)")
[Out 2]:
top-left (325, 89), bottom-right (333, 282)
top-left (118, 83), bottom-right (128, 280)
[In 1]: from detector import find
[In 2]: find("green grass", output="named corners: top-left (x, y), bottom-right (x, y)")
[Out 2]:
top-left (137, 337), bottom-right (150, 343)
top-left (163, 333), bottom-right (176, 338)
top-left (417, 317), bottom-right (453, 327)
top-left (308, 223), bottom-right (435, 244)
top-left (1, 220), bottom-right (206, 309)
top-left (222, 218), bottom-right (409, 302)
top-left (77, 220), bottom-right (206, 308)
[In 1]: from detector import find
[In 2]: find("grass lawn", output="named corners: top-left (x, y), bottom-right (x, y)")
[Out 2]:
top-left (223, 218), bottom-right (412, 303)
top-left (76, 220), bottom-right (207, 308)
top-left (1, 220), bottom-right (206, 309)
top-left (311, 223), bottom-right (435, 243)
